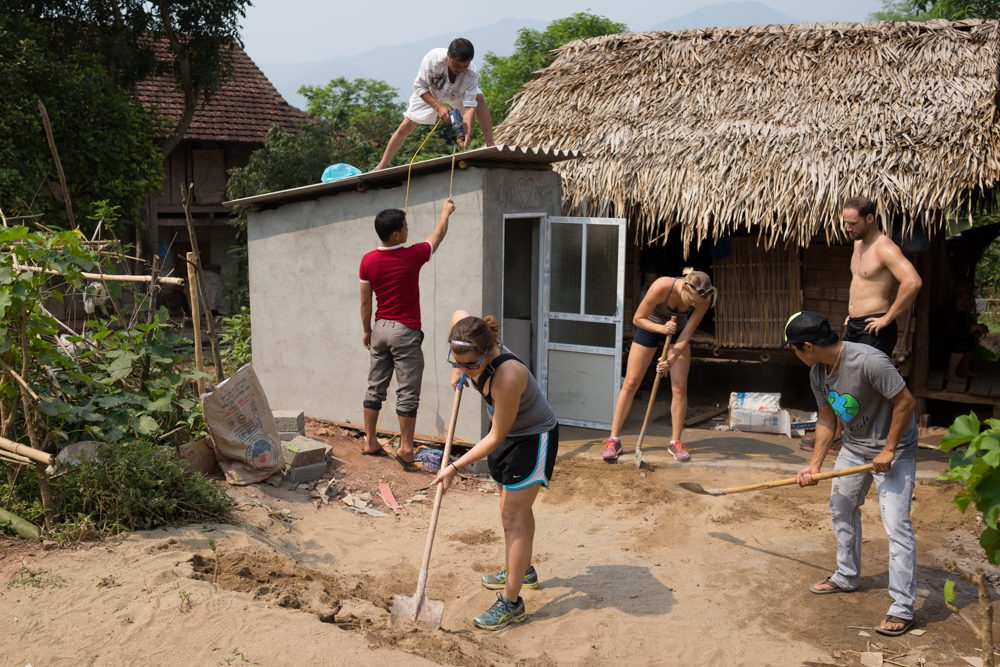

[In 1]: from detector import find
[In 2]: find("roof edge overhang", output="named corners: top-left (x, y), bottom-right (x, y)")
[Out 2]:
top-left (223, 144), bottom-right (582, 209)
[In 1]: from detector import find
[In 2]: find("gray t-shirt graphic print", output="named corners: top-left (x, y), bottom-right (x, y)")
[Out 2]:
top-left (809, 342), bottom-right (918, 459)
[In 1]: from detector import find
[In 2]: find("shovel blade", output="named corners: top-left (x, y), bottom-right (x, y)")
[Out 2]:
top-left (635, 444), bottom-right (643, 470)
top-left (390, 592), bottom-right (444, 630)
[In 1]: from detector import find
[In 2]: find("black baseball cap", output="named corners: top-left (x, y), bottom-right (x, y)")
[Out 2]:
top-left (781, 311), bottom-right (834, 347)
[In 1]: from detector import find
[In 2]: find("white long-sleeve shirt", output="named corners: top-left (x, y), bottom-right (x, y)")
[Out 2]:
top-left (412, 48), bottom-right (481, 110)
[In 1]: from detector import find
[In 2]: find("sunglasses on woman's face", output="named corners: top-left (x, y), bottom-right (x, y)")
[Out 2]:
top-left (447, 348), bottom-right (488, 369)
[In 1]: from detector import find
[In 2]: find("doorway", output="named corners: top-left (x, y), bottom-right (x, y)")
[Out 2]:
top-left (501, 214), bottom-right (543, 375)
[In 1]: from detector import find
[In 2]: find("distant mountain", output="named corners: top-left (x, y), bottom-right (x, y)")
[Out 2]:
top-left (260, 17), bottom-right (547, 111)
top-left (648, 1), bottom-right (799, 32)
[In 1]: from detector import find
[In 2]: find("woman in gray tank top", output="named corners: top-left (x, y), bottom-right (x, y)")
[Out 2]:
top-left (604, 268), bottom-right (716, 463)
top-left (432, 309), bottom-right (558, 631)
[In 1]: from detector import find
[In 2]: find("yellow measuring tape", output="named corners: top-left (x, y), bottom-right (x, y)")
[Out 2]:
top-left (403, 118), bottom-right (440, 214)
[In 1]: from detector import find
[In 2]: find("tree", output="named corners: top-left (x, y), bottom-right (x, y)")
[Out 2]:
top-left (0, 15), bottom-right (163, 233)
top-left (225, 122), bottom-right (341, 232)
top-left (479, 12), bottom-right (628, 125)
top-left (868, 0), bottom-right (1000, 20)
top-left (299, 77), bottom-right (459, 170)
top-left (5, 0), bottom-right (252, 157)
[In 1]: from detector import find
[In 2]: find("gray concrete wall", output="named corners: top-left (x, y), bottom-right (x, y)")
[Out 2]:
top-left (247, 168), bottom-right (486, 443)
top-left (480, 169), bottom-right (563, 434)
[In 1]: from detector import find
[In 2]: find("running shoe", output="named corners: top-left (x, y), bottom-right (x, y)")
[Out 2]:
top-left (473, 593), bottom-right (527, 630)
top-left (481, 565), bottom-right (539, 591)
top-left (668, 441), bottom-right (691, 462)
top-left (603, 437), bottom-right (622, 462)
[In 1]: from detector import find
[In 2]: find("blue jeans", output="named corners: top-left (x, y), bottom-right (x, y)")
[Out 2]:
top-left (828, 447), bottom-right (917, 620)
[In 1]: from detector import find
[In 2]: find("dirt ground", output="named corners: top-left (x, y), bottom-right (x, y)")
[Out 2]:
top-left (1, 427), bottom-right (997, 667)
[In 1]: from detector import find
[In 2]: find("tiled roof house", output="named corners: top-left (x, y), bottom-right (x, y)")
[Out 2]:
top-left (133, 43), bottom-right (311, 302)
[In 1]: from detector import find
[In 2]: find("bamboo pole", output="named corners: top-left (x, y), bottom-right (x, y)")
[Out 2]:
top-left (181, 184), bottom-right (225, 383)
top-left (37, 101), bottom-right (77, 232)
top-left (12, 263), bottom-right (184, 286)
top-left (0, 507), bottom-right (41, 540)
top-left (187, 252), bottom-right (205, 396)
top-left (0, 437), bottom-right (54, 466)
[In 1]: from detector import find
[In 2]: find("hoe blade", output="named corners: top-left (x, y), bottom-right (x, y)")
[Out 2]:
top-left (390, 592), bottom-right (444, 630)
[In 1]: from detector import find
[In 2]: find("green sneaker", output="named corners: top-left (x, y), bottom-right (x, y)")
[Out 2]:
top-left (481, 565), bottom-right (539, 590)
top-left (473, 593), bottom-right (526, 630)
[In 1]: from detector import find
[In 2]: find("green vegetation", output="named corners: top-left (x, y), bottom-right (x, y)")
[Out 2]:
top-left (0, 15), bottom-right (164, 233)
top-left (0, 225), bottom-right (227, 538)
top-left (220, 307), bottom-right (252, 373)
top-left (868, 0), bottom-right (1000, 20)
top-left (479, 12), bottom-right (629, 125)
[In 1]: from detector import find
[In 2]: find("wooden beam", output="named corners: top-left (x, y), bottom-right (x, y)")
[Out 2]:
top-left (910, 233), bottom-right (935, 415)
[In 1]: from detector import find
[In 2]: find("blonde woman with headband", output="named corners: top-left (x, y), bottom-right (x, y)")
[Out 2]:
top-left (432, 310), bottom-right (559, 631)
top-left (604, 268), bottom-right (715, 463)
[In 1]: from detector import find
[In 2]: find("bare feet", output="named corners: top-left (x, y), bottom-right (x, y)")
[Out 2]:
top-left (880, 617), bottom-right (906, 633)
top-left (959, 370), bottom-right (982, 379)
top-left (944, 373), bottom-right (964, 384)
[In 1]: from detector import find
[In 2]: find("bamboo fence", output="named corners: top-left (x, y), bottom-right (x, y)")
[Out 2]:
top-left (714, 238), bottom-right (801, 348)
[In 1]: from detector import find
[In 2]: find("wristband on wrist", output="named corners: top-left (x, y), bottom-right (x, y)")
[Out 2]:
top-left (449, 462), bottom-right (458, 472)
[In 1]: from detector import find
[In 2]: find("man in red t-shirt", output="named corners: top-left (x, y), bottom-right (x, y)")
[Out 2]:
top-left (359, 199), bottom-right (455, 470)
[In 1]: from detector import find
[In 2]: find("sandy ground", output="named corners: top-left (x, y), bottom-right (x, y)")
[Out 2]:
top-left (1, 425), bottom-right (997, 667)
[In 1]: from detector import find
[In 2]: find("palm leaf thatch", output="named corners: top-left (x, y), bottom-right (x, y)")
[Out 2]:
top-left (497, 19), bottom-right (1000, 253)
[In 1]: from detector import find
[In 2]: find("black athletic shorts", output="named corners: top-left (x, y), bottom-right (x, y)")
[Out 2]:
top-left (632, 326), bottom-right (667, 349)
top-left (487, 425), bottom-right (559, 491)
top-left (843, 313), bottom-right (898, 357)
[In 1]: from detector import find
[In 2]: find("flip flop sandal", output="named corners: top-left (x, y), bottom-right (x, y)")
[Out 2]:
top-left (391, 452), bottom-right (420, 473)
top-left (810, 576), bottom-right (847, 595)
top-left (876, 615), bottom-right (915, 637)
top-left (360, 446), bottom-right (390, 457)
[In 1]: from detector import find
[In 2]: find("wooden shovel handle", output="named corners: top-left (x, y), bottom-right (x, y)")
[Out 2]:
top-left (636, 317), bottom-right (678, 449)
top-left (414, 377), bottom-right (465, 598)
top-left (721, 463), bottom-right (874, 495)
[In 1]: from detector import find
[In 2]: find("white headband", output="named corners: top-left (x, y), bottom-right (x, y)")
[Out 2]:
top-left (450, 340), bottom-right (475, 346)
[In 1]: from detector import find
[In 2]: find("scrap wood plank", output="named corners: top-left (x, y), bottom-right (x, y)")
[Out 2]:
top-left (969, 376), bottom-right (992, 397)
top-left (684, 406), bottom-right (728, 426)
top-left (926, 368), bottom-right (945, 391)
top-left (379, 483), bottom-right (405, 515)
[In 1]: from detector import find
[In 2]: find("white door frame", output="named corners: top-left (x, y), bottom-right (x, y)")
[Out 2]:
top-left (540, 215), bottom-right (627, 430)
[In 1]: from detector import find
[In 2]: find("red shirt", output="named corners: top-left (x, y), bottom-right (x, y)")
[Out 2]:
top-left (359, 242), bottom-right (432, 330)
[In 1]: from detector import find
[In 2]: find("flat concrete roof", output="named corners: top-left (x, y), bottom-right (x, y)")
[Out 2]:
top-left (223, 144), bottom-right (582, 209)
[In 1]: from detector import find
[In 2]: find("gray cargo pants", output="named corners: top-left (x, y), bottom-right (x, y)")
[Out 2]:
top-left (828, 447), bottom-right (917, 621)
top-left (363, 319), bottom-right (424, 418)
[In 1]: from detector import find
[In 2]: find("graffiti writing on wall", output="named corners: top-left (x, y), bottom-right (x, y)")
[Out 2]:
top-left (494, 177), bottom-right (555, 209)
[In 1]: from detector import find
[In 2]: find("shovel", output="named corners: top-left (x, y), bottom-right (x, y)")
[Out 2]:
top-left (635, 317), bottom-right (677, 469)
top-left (678, 463), bottom-right (874, 496)
top-left (390, 374), bottom-right (465, 629)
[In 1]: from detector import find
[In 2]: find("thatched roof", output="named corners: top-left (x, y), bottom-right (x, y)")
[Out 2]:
top-left (497, 19), bottom-right (1000, 251)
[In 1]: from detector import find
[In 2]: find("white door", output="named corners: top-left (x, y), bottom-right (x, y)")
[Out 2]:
top-left (539, 216), bottom-right (626, 430)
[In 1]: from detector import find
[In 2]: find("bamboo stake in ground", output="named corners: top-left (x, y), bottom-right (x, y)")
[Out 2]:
top-left (635, 316), bottom-right (677, 469)
top-left (181, 184), bottom-right (225, 383)
top-left (187, 252), bottom-right (205, 396)
top-left (37, 101), bottom-right (77, 232)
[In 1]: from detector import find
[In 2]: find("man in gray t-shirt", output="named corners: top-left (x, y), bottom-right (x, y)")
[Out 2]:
top-left (783, 311), bottom-right (919, 637)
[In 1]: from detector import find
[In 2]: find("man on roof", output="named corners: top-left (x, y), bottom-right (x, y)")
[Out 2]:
top-left (372, 38), bottom-right (495, 171)
top-left (800, 196), bottom-right (922, 452)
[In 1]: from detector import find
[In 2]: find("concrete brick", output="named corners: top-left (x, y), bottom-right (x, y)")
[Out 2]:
top-left (282, 436), bottom-right (327, 468)
top-left (272, 410), bottom-right (305, 433)
top-left (282, 461), bottom-right (326, 484)
top-left (279, 431), bottom-right (301, 441)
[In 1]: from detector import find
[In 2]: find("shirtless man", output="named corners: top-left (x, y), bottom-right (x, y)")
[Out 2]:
top-left (844, 196), bottom-right (922, 356)
top-left (800, 196), bottom-right (922, 452)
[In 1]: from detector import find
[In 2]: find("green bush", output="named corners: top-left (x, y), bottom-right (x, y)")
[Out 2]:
top-left (219, 306), bottom-right (251, 372)
top-left (2, 440), bottom-right (232, 534)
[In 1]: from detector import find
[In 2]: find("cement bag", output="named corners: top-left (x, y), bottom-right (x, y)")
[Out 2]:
top-left (729, 392), bottom-right (782, 411)
top-left (729, 408), bottom-right (792, 438)
top-left (203, 364), bottom-right (283, 485)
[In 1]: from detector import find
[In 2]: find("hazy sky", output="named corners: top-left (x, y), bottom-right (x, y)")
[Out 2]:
top-left (242, 0), bottom-right (885, 64)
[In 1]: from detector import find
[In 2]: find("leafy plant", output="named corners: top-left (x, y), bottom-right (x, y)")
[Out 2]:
top-left (3, 440), bottom-right (232, 533)
top-left (939, 411), bottom-right (998, 665)
top-left (219, 306), bottom-right (252, 373)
